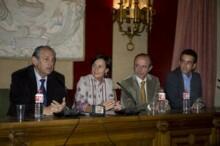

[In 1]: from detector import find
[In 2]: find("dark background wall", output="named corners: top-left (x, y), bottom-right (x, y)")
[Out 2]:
top-left (74, 0), bottom-right (113, 85)
top-left (149, 0), bottom-right (178, 87)
top-left (68, 0), bottom-right (113, 105)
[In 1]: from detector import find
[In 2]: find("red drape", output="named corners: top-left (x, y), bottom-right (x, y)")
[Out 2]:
top-left (71, 0), bottom-right (113, 102)
top-left (74, 0), bottom-right (113, 84)
top-left (149, 0), bottom-right (178, 87)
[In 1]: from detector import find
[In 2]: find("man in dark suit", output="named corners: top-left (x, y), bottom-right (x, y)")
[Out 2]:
top-left (120, 53), bottom-right (160, 112)
top-left (8, 45), bottom-right (67, 116)
top-left (165, 49), bottom-right (202, 110)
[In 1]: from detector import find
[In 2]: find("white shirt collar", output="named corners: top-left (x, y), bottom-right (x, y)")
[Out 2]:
top-left (34, 68), bottom-right (47, 80)
top-left (135, 75), bottom-right (146, 87)
top-left (89, 74), bottom-right (105, 84)
top-left (34, 68), bottom-right (47, 90)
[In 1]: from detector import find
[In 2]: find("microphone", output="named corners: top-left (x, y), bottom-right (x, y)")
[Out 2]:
top-left (116, 82), bottom-right (140, 115)
top-left (217, 79), bottom-right (220, 89)
top-left (116, 82), bottom-right (136, 105)
top-left (54, 106), bottom-right (81, 117)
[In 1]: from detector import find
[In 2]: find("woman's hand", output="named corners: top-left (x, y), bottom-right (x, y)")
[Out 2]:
top-left (83, 104), bottom-right (92, 113)
top-left (103, 100), bottom-right (115, 110)
top-left (103, 100), bottom-right (122, 111)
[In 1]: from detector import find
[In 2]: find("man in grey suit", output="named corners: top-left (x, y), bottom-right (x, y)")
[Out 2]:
top-left (165, 49), bottom-right (202, 110)
top-left (120, 53), bottom-right (160, 112)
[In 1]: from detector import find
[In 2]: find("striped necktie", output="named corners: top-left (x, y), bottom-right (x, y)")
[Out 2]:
top-left (140, 81), bottom-right (147, 104)
top-left (40, 79), bottom-right (47, 106)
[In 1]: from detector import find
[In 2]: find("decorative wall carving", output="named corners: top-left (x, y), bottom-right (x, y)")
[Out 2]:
top-left (0, 0), bottom-right (85, 60)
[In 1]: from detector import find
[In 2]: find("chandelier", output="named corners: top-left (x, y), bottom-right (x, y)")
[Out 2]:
top-left (113, 0), bottom-right (155, 51)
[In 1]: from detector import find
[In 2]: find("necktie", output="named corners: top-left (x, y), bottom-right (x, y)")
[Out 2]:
top-left (40, 79), bottom-right (47, 106)
top-left (140, 81), bottom-right (147, 104)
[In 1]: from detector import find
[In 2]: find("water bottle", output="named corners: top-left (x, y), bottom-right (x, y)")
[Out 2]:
top-left (158, 91), bottom-right (166, 113)
top-left (34, 91), bottom-right (44, 119)
top-left (183, 91), bottom-right (190, 113)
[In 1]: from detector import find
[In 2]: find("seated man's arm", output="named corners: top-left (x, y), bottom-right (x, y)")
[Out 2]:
top-left (165, 73), bottom-right (182, 110)
top-left (8, 73), bottom-right (34, 116)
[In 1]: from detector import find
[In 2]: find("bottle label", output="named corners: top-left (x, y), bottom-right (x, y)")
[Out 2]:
top-left (90, 105), bottom-right (105, 116)
top-left (35, 93), bottom-right (44, 103)
top-left (183, 92), bottom-right (190, 100)
top-left (158, 92), bottom-right (166, 101)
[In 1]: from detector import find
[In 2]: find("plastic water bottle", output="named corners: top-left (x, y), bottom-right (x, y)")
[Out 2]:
top-left (158, 91), bottom-right (166, 113)
top-left (34, 91), bottom-right (44, 119)
top-left (183, 91), bottom-right (190, 113)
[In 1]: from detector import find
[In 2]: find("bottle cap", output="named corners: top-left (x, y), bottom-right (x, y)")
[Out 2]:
top-left (183, 92), bottom-right (190, 99)
top-left (35, 93), bottom-right (44, 103)
top-left (158, 92), bottom-right (166, 100)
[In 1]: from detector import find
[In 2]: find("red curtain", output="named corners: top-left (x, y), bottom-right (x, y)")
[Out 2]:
top-left (74, 0), bottom-right (113, 84)
top-left (71, 0), bottom-right (113, 100)
top-left (149, 0), bottom-right (178, 87)
top-left (70, 0), bottom-right (179, 105)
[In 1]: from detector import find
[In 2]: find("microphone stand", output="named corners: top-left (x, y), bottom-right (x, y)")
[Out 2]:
top-left (217, 79), bottom-right (220, 89)
top-left (116, 82), bottom-right (140, 115)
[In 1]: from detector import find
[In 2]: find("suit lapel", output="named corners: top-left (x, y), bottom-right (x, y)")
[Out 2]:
top-left (47, 74), bottom-right (53, 105)
top-left (177, 69), bottom-right (185, 94)
top-left (47, 72), bottom-right (58, 104)
top-left (190, 72), bottom-right (196, 96)
top-left (146, 75), bottom-right (156, 103)
top-left (146, 75), bottom-right (151, 102)
top-left (130, 76), bottom-right (139, 104)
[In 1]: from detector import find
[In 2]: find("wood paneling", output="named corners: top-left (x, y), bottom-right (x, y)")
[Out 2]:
top-left (0, 110), bottom-right (219, 146)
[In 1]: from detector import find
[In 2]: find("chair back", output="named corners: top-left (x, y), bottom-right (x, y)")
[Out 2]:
top-left (0, 89), bottom-right (10, 118)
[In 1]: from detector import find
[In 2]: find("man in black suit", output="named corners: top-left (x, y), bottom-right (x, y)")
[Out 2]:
top-left (8, 45), bottom-right (67, 116)
top-left (165, 49), bottom-right (202, 110)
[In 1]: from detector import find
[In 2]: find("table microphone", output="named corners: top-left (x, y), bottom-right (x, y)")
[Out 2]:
top-left (217, 79), bottom-right (220, 89)
top-left (116, 82), bottom-right (136, 105)
top-left (116, 82), bottom-right (139, 115)
top-left (54, 106), bottom-right (80, 117)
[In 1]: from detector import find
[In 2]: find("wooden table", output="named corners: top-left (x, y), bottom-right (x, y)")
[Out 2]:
top-left (0, 110), bottom-right (219, 146)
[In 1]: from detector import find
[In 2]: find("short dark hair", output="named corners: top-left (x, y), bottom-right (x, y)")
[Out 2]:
top-left (134, 53), bottom-right (152, 68)
top-left (91, 54), bottom-right (112, 72)
top-left (32, 45), bottom-right (56, 60)
top-left (180, 49), bottom-right (198, 63)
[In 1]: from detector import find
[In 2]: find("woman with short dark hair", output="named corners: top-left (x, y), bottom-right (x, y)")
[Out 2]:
top-left (73, 55), bottom-right (120, 114)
